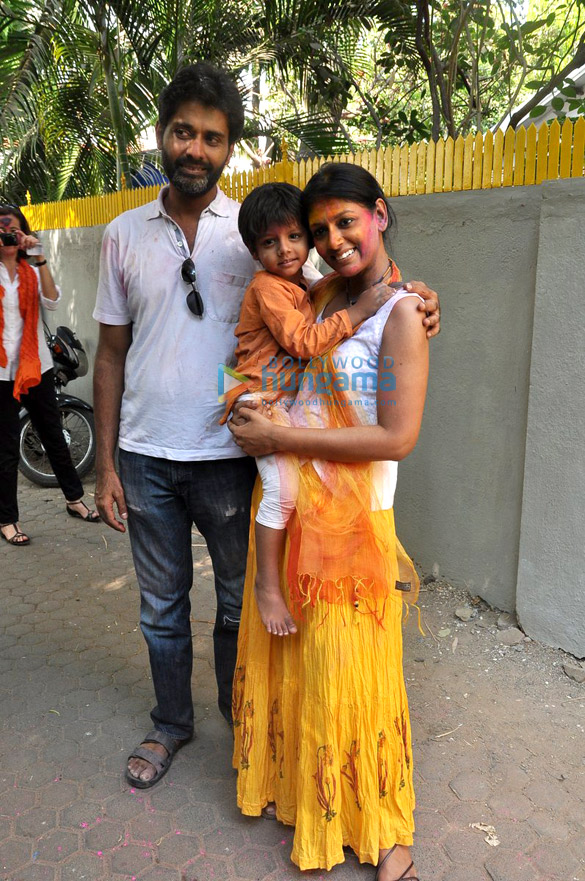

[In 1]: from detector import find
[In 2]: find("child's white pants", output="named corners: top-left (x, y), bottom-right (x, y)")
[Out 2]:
top-left (239, 393), bottom-right (299, 530)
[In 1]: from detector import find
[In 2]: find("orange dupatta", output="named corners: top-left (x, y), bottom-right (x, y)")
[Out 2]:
top-left (0, 260), bottom-right (42, 400)
top-left (285, 263), bottom-right (420, 624)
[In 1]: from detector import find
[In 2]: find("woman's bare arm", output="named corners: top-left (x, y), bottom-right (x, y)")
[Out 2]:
top-left (229, 298), bottom-right (428, 461)
top-left (36, 262), bottom-right (60, 301)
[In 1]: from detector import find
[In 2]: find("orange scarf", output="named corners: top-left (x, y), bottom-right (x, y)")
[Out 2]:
top-left (284, 261), bottom-right (421, 622)
top-left (0, 260), bottom-right (42, 400)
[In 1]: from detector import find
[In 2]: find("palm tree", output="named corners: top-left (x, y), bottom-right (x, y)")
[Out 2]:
top-left (1, 0), bottom-right (155, 200)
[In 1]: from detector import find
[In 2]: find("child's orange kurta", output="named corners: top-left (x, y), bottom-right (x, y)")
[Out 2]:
top-left (220, 270), bottom-right (353, 421)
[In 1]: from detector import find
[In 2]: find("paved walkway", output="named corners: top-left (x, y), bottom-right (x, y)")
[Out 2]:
top-left (1, 476), bottom-right (584, 881)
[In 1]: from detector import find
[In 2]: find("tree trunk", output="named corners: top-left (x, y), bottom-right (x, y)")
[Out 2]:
top-left (98, 3), bottom-right (131, 189)
top-left (415, 0), bottom-right (442, 140)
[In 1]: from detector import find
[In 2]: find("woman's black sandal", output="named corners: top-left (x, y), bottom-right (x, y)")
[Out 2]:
top-left (66, 501), bottom-right (100, 522)
top-left (1, 523), bottom-right (31, 546)
top-left (376, 845), bottom-right (419, 881)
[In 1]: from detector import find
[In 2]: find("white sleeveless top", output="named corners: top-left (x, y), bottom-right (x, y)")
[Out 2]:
top-left (289, 289), bottom-right (424, 510)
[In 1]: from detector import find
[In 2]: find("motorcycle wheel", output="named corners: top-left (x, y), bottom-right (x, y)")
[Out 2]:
top-left (19, 405), bottom-right (96, 488)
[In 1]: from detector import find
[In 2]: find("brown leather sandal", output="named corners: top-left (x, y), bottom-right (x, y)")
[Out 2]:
top-left (376, 845), bottom-right (420, 881)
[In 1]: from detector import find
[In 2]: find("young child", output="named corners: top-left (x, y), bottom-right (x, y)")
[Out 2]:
top-left (222, 182), bottom-right (393, 637)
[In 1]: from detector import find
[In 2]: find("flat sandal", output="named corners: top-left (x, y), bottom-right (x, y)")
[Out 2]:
top-left (0, 523), bottom-right (31, 546)
top-left (66, 501), bottom-right (100, 522)
top-left (376, 845), bottom-right (420, 881)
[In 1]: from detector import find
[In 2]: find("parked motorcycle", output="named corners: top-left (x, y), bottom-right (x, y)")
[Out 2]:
top-left (18, 324), bottom-right (96, 487)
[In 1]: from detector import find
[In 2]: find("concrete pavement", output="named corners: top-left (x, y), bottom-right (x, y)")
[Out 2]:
top-left (1, 476), bottom-right (584, 881)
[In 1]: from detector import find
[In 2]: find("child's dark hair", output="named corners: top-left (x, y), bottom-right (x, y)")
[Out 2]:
top-left (238, 182), bottom-right (311, 254)
top-left (301, 162), bottom-right (396, 247)
top-left (158, 62), bottom-right (244, 145)
top-left (0, 204), bottom-right (32, 261)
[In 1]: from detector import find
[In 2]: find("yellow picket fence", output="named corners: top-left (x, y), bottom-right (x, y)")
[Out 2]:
top-left (22, 118), bottom-right (585, 232)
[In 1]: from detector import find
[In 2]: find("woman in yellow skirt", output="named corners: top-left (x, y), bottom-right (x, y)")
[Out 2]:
top-left (229, 163), bottom-right (430, 880)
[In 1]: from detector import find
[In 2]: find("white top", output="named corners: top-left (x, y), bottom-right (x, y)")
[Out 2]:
top-left (93, 185), bottom-right (322, 461)
top-left (290, 290), bottom-right (424, 510)
top-left (0, 262), bottom-right (61, 381)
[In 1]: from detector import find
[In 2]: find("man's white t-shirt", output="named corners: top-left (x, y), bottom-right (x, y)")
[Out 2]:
top-left (93, 186), bottom-right (320, 461)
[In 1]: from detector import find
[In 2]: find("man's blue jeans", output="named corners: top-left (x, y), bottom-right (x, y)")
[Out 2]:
top-left (118, 450), bottom-right (257, 740)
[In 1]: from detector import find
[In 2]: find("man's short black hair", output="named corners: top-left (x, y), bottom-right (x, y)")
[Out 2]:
top-left (158, 62), bottom-right (245, 144)
top-left (238, 182), bottom-right (311, 254)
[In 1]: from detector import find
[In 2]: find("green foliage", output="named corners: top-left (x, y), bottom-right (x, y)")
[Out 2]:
top-left (1, 0), bottom-right (584, 201)
top-left (529, 75), bottom-right (585, 120)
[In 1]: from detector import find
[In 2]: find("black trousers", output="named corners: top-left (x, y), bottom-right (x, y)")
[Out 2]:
top-left (0, 370), bottom-right (84, 524)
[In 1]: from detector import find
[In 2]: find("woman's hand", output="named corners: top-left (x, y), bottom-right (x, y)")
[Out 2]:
top-left (15, 229), bottom-right (42, 255)
top-left (231, 396), bottom-right (272, 427)
top-left (228, 407), bottom-right (278, 457)
top-left (18, 230), bottom-right (59, 300)
top-left (404, 281), bottom-right (441, 338)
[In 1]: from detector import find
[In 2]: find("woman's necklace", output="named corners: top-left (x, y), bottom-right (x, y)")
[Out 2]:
top-left (346, 261), bottom-right (393, 306)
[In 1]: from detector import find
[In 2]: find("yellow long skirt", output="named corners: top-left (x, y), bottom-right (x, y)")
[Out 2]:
top-left (232, 482), bottom-right (416, 871)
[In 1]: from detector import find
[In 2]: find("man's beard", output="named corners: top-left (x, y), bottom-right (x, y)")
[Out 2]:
top-left (161, 149), bottom-right (225, 196)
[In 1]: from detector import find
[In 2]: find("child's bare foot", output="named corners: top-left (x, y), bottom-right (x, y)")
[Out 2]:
top-left (254, 578), bottom-right (297, 636)
top-left (377, 845), bottom-right (418, 880)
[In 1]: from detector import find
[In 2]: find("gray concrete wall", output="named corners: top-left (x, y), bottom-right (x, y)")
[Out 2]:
top-left (516, 179), bottom-right (585, 658)
top-left (36, 181), bottom-right (585, 656)
top-left (393, 187), bottom-right (541, 614)
top-left (42, 225), bottom-right (105, 405)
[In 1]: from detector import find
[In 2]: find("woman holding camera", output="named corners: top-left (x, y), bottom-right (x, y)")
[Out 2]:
top-left (0, 204), bottom-right (99, 546)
